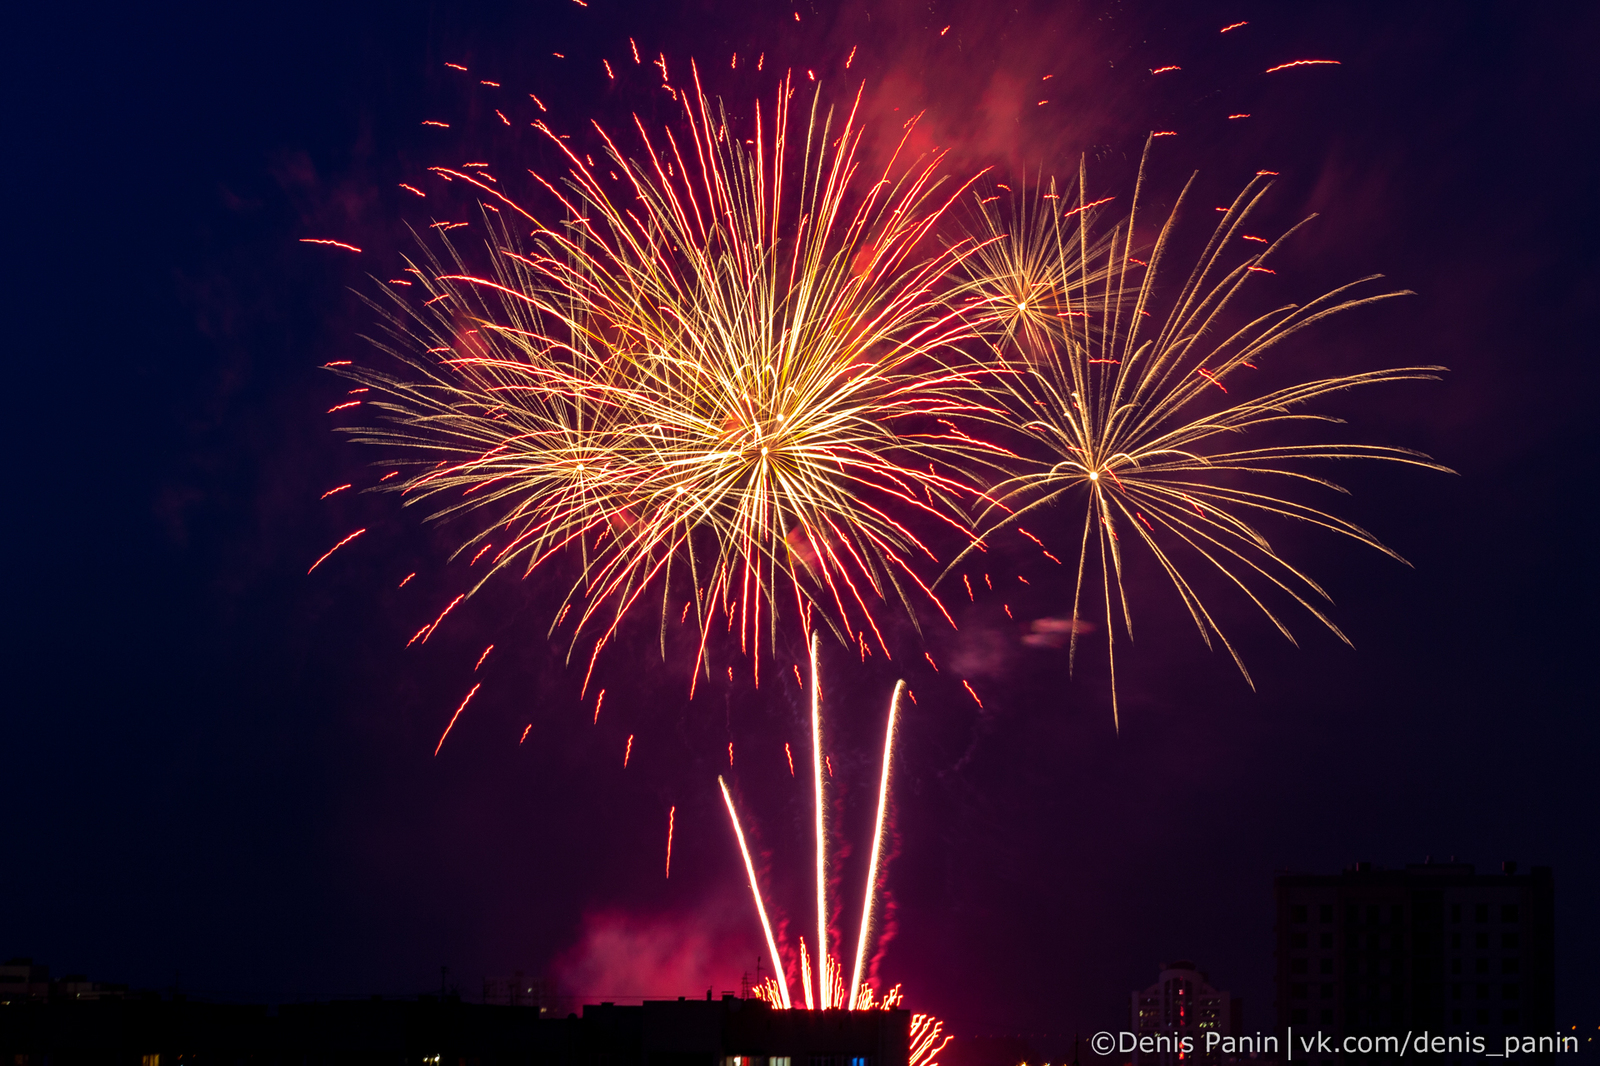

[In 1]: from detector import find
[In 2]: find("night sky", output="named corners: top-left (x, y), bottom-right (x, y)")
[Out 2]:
top-left (6, 0), bottom-right (1597, 1048)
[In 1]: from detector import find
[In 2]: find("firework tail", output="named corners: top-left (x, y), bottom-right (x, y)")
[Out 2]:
top-left (718, 777), bottom-right (792, 1009)
top-left (809, 632), bottom-right (828, 1009)
top-left (848, 679), bottom-right (902, 1010)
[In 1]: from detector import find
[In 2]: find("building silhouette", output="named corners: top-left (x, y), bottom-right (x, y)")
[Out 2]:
top-left (1129, 960), bottom-right (1241, 1066)
top-left (0, 988), bottom-right (912, 1066)
top-left (1274, 861), bottom-right (1554, 1062)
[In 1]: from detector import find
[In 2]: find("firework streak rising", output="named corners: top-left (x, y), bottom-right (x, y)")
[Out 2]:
top-left (717, 637), bottom-right (948, 1066)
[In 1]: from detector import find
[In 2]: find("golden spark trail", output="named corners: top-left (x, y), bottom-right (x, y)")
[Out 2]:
top-left (720, 659), bottom-right (943, 1043)
top-left (848, 679), bottom-right (901, 1010)
top-left (718, 777), bottom-right (792, 1008)
top-left (951, 144), bottom-right (1450, 727)
top-left (809, 633), bottom-right (828, 1009)
top-left (339, 69), bottom-right (1004, 685)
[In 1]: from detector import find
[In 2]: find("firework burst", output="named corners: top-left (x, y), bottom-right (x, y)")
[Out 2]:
top-left (341, 69), bottom-right (1005, 689)
top-left (951, 145), bottom-right (1451, 727)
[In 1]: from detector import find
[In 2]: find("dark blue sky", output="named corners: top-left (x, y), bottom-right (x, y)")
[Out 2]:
top-left (4, 0), bottom-right (1596, 1047)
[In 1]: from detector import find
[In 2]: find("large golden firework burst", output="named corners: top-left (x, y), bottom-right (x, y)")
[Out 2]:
top-left (343, 70), bottom-right (1006, 689)
top-left (951, 147), bottom-right (1451, 727)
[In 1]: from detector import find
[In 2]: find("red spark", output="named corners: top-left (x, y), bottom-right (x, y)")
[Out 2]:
top-left (444, 62), bottom-right (467, 71)
top-left (1087, 358), bottom-right (1121, 365)
top-left (1152, 130), bottom-right (1177, 137)
top-left (494, 109), bottom-right (509, 126)
top-left (1003, 605), bottom-right (1013, 618)
top-left (1018, 528), bottom-right (1043, 545)
top-left (398, 572), bottom-right (415, 588)
top-left (1150, 65), bottom-right (1181, 75)
top-left (1196, 367), bottom-right (1228, 392)
top-left (1228, 113), bottom-right (1251, 120)
top-left (1241, 234), bottom-right (1268, 243)
top-left (1135, 512), bottom-right (1154, 532)
top-left (603, 59), bottom-right (614, 79)
top-left (1220, 20), bottom-right (1248, 32)
top-left (1265, 59), bottom-right (1341, 74)
top-left (825, 755), bottom-right (833, 777)
top-left (1248, 266), bottom-right (1277, 274)
top-left (665, 806), bottom-right (675, 878)
top-left (475, 644), bottom-right (494, 670)
top-left (421, 120), bottom-right (449, 128)
top-left (434, 683), bottom-right (482, 756)
top-left (624, 734), bottom-right (634, 766)
top-left (962, 680), bottom-right (984, 709)
top-left (398, 183), bottom-right (425, 197)
top-left (519, 724), bottom-right (532, 744)
top-left (924, 652), bottom-right (939, 671)
top-left (307, 528), bottom-right (366, 574)
top-left (729, 742), bottom-right (735, 765)
top-left (321, 484), bottom-right (352, 499)
top-left (963, 574), bottom-right (974, 601)
top-left (785, 742), bottom-right (795, 775)
top-left (322, 360), bottom-right (352, 367)
top-left (629, 38), bottom-right (640, 63)
top-left (1062, 195), bottom-right (1115, 218)
top-left (593, 688), bottom-right (606, 724)
top-left (528, 92), bottom-right (546, 111)
top-left (479, 79), bottom-right (500, 88)
top-left (792, 663), bottom-right (803, 687)
top-left (846, 46), bottom-right (857, 68)
top-left (407, 593), bottom-right (464, 646)
top-left (298, 238), bottom-right (361, 253)
top-left (1042, 550), bottom-right (1063, 564)
top-left (939, 25), bottom-right (950, 35)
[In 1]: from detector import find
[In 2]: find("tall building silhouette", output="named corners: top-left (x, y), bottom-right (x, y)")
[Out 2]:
top-left (1274, 861), bottom-right (1554, 1062)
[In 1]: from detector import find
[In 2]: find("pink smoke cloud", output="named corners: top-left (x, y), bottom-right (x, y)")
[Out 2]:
top-left (552, 898), bottom-right (767, 1002)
